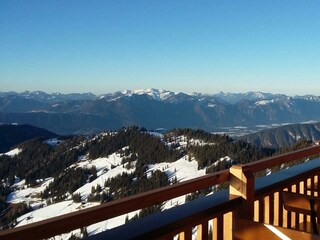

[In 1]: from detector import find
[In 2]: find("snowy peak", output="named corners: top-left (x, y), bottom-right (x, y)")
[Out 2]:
top-left (121, 88), bottom-right (177, 101)
top-left (98, 88), bottom-right (189, 102)
top-left (293, 95), bottom-right (320, 102)
top-left (213, 91), bottom-right (287, 104)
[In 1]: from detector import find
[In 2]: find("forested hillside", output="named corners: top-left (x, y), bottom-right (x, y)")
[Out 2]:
top-left (239, 122), bottom-right (320, 149)
top-left (0, 126), bottom-right (313, 238)
top-left (0, 124), bottom-right (57, 153)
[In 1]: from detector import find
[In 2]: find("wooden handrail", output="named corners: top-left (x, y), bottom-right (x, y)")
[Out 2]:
top-left (0, 170), bottom-right (230, 240)
top-left (89, 191), bottom-right (242, 240)
top-left (254, 160), bottom-right (320, 198)
top-left (244, 145), bottom-right (320, 173)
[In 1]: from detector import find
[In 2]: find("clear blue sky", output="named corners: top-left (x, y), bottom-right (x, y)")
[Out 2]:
top-left (1, 1), bottom-right (320, 95)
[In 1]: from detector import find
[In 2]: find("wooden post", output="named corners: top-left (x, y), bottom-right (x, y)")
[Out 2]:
top-left (229, 165), bottom-right (255, 219)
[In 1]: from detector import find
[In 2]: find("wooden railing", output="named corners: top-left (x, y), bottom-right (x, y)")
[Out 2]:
top-left (253, 158), bottom-right (320, 233)
top-left (0, 170), bottom-right (230, 240)
top-left (1, 145), bottom-right (320, 240)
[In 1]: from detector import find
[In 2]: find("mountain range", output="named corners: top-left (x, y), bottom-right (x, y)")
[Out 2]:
top-left (1, 89), bottom-right (320, 135)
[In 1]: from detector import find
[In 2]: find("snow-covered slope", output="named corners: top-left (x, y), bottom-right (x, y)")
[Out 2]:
top-left (11, 154), bottom-right (207, 239)
top-left (2, 128), bottom-right (268, 239)
top-left (72, 149), bottom-right (136, 200)
top-left (0, 148), bottom-right (22, 157)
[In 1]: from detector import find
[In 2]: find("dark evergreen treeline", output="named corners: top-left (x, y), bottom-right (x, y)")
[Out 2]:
top-left (105, 170), bottom-right (168, 221)
top-left (41, 167), bottom-right (97, 202)
top-left (168, 128), bottom-right (228, 143)
top-left (0, 135), bottom-right (87, 186)
top-left (88, 126), bottom-right (179, 175)
top-left (262, 139), bottom-right (317, 176)
top-left (0, 124), bottom-right (57, 153)
top-left (192, 140), bottom-right (275, 172)
top-left (0, 185), bottom-right (11, 215)
top-left (166, 128), bottom-right (275, 172)
top-left (276, 139), bottom-right (314, 154)
top-left (0, 202), bottom-right (31, 230)
top-left (104, 170), bottom-right (169, 201)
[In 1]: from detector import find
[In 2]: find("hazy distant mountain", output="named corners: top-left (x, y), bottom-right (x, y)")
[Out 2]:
top-left (239, 122), bottom-right (320, 149)
top-left (0, 124), bottom-right (57, 153)
top-left (0, 91), bottom-right (97, 103)
top-left (0, 95), bottom-right (49, 113)
top-left (212, 91), bottom-right (288, 104)
top-left (0, 89), bottom-right (320, 134)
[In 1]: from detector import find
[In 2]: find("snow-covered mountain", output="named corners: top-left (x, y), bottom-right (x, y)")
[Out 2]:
top-left (1, 89), bottom-right (318, 103)
top-left (1, 127), bottom-right (273, 239)
top-left (0, 91), bottom-right (97, 102)
top-left (121, 88), bottom-right (176, 101)
top-left (1, 89), bottom-right (320, 135)
top-left (99, 88), bottom-right (194, 103)
top-left (212, 91), bottom-right (288, 104)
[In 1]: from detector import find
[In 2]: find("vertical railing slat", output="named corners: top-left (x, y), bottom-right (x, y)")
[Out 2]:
top-left (254, 200), bottom-right (259, 222)
top-left (269, 194), bottom-right (274, 225)
top-left (197, 221), bottom-right (208, 240)
top-left (179, 227), bottom-right (192, 240)
top-left (274, 191), bottom-right (280, 226)
top-left (294, 183), bottom-right (300, 229)
top-left (259, 197), bottom-right (264, 223)
top-left (223, 212), bottom-right (233, 240)
top-left (216, 214), bottom-right (224, 240)
top-left (264, 196), bottom-right (270, 224)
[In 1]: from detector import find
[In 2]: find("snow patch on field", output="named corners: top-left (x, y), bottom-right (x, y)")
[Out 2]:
top-left (0, 148), bottom-right (22, 157)
top-left (73, 147), bottom-right (128, 172)
top-left (147, 155), bottom-right (207, 210)
top-left (147, 156), bottom-right (206, 182)
top-left (74, 164), bottom-right (135, 199)
top-left (255, 99), bottom-right (274, 106)
top-left (7, 178), bottom-right (53, 207)
top-left (167, 135), bottom-right (216, 148)
top-left (44, 138), bottom-right (63, 146)
top-left (71, 147), bottom-right (136, 199)
top-left (214, 156), bottom-right (232, 167)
